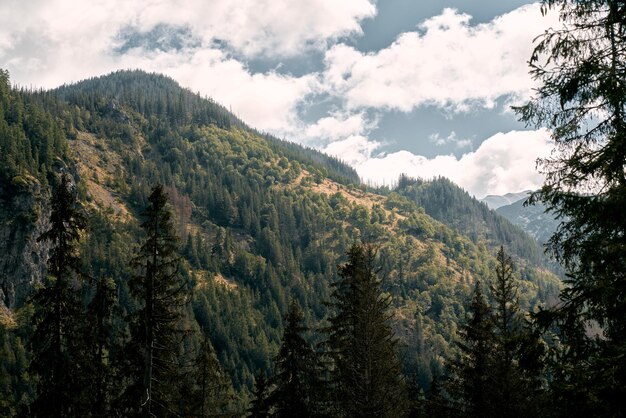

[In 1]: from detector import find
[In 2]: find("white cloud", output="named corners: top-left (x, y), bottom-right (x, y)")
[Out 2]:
top-left (323, 4), bottom-right (560, 112)
top-left (116, 0), bottom-right (376, 57)
top-left (429, 131), bottom-right (472, 149)
top-left (0, 0), bottom-right (559, 198)
top-left (325, 129), bottom-right (552, 197)
top-left (324, 135), bottom-right (382, 166)
top-left (0, 0), bottom-right (376, 67)
top-left (0, 0), bottom-right (342, 133)
top-left (157, 50), bottom-right (321, 132)
top-left (305, 111), bottom-right (375, 142)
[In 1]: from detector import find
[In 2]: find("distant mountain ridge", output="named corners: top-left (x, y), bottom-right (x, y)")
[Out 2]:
top-left (480, 190), bottom-right (561, 246)
top-left (496, 198), bottom-right (560, 245)
top-left (393, 176), bottom-right (553, 268)
top-left (481, 190), bottom-right (532, 210)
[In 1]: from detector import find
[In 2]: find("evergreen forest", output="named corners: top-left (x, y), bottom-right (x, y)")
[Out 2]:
top-left (0, 1), bottom-right (625, 416)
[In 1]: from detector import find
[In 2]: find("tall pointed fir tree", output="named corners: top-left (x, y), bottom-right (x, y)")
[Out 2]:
top-left (270, 299), bottom-right (319, 418)
top-left (516, 1), bottom-right (626, 414)
top-left (247, 370), bottom-right (271, 418)
top-left (183, 329), bottom-right (232, 417)
top-left (449, 281), bottom-right (494, 418)
top-left (82, 276), bottom-right (117, 417)
top-left (31, 174), bottom-right (86, 417)
top-left (122, 184), bottom-right (188, 417)
top-left (489, 247), bottom-right (523, 417)
top-left (325, 243), bottom-right (408, 418)
top-left (488, 247), bottom-right (545, 417)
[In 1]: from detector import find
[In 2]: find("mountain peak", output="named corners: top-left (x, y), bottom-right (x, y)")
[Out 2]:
top-left (481, 190), bottom-right (532, 210)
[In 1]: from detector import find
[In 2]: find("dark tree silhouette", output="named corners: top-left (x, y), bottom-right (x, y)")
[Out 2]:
top-left (31, 174), bottom-right (85, 417)
top-left (122, 184), bottom-right (187, 417)
top-left (326, 243), bottom-right (408, 418)
top-left (516, 1), bottom-right (626, 414)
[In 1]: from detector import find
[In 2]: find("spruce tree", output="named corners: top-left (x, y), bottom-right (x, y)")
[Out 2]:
top-left (187, 329), bottom-right (232, 417)
top-left (122, 184), bottom-right (187, 417)
top-left (489, 247), bottom-right (522, 416)
top-left (489, 247), bottom-right (545, 417)
top-left (31, 174), bottom-right (86, 417)
top-left (270, 299), bottom-right (318, 418)
top-left (423, 375), bottom-right (452, 418)
top-left (325, 243), bottom-right (408, 417)
top-left (82, 276), bottom-right (117, 417)
top-left (248, 370), bottom-right (271, 418)
top-left (450, 281), bottom-right (494, 418)
top-left (516, 1), bottom-right (626, 413)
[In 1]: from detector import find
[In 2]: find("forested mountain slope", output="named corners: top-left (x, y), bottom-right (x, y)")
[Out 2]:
top-left (0, 70), bottom-right (561, 412)
top-left (496, 197), bottom-right (559, 245)
top-left (393, 176), bottom-right (554, 266)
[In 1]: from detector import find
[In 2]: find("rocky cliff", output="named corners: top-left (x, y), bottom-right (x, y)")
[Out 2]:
top-left (0, 177), bottom-right (51, 309)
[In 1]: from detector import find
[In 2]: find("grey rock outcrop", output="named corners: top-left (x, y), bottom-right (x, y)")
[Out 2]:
top-left (0, 178), bottom-right (51, 309)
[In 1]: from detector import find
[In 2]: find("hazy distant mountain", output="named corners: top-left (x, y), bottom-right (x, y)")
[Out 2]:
top-left (481, 190), bottom-right (532, 210)
top-left (496, 197), bottom-right (560, 245)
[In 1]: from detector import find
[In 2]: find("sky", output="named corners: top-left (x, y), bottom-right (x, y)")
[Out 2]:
top-left (0, 0), bottom-right (561, 198)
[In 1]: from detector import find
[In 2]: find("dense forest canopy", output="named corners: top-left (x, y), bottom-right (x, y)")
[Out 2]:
top-left (0, 65), bottom-right (564, 416)
top-left (3, 0), bottom-right (624, 409)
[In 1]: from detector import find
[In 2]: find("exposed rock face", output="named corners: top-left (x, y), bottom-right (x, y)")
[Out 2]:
top-left (0, 180), bottom-right (51, 309)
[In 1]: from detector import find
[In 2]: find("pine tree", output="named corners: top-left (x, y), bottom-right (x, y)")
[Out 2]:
top-left (31, 174), bottom-right (86, 417)
top-left (270, 299), bottom-right (318, 418)
top-left (325, 243), bottom-right (408, 418)
top-left (0, 323), bottom-right (29, 418)
top-left (423, 375), bottom-right (451, 418)
top-left (489, 247), bottom-right (522, 416)
top-left (247, 371), bottom-right (271, 418)
top-left (489, 247), bottom-right (546, 416)
top-left (516, 1), bottom-right (626, 413)
top-left (82, 276), bottom-right (117, 417)
top-left (122, 184), bottom-right (187, 417)
top-left (450, 281), bottom-right (494, 418)
top-left (188, 329), bottom-right (232, 417)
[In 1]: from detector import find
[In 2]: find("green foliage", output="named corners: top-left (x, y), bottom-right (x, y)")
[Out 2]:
top-left (247, 371), bottom-right (271, 418)
top-left (399, 177), bottom-right (541, 259)
top-left (0, 69), bottom-right (565, 415)
top-left (179, 329), bottom-right (234, 417)
top-left (325, 243), bottom-right (409, 418)
top-left (30, 174), bottom-right (86, 417)
top-left (0, 71), bottom-right (67, 197)
top-left (269, 300), bottom-right (320, 418)
top-left (516, 1), bottom-right (626, 414)
top-left (444, 247), bottom-right (546, 417)
top-left (489, 247), bottom-right (542, 417)
top-left (0, 323), bottom-right (32, 417)
top-left (448, 281), bottom-right (494, 417)
top-left (122, 184), bottom-right (188, 417)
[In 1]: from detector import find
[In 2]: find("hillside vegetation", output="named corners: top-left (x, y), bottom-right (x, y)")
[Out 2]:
top-left (0, 70), bottom-right (560, 415)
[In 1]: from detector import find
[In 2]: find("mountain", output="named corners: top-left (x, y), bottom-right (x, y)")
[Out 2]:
top-left (0, 70), bottom-right (561, 411)
top-left (481, 190), bottom-right (532, 210)
top-left (393, 176), bottom-right (554, 267)
top-left (496, 198), bottom-right (560, 245)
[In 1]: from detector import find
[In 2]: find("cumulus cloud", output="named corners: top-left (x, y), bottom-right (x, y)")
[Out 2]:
top-left (323, 4), bottom-right (559, 112)
top-left (429, 131), bottom-right (472, 149)
top-left (304, 111), bottom-right (377, 143)
top-left (325, 129), bottom-right (552, 197)
top-left (0, 1), bottom-right (559, 198)
top-left (116, 0), bottom-right (376, 57)
top-left (156, 49), bottom-right (321, 132)
top-left (324, 135), bottom-right (382, 166)
top-left (1, 0), bottom-right (359, 133)
top-left (0, 0), bottom-right (376, 61)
